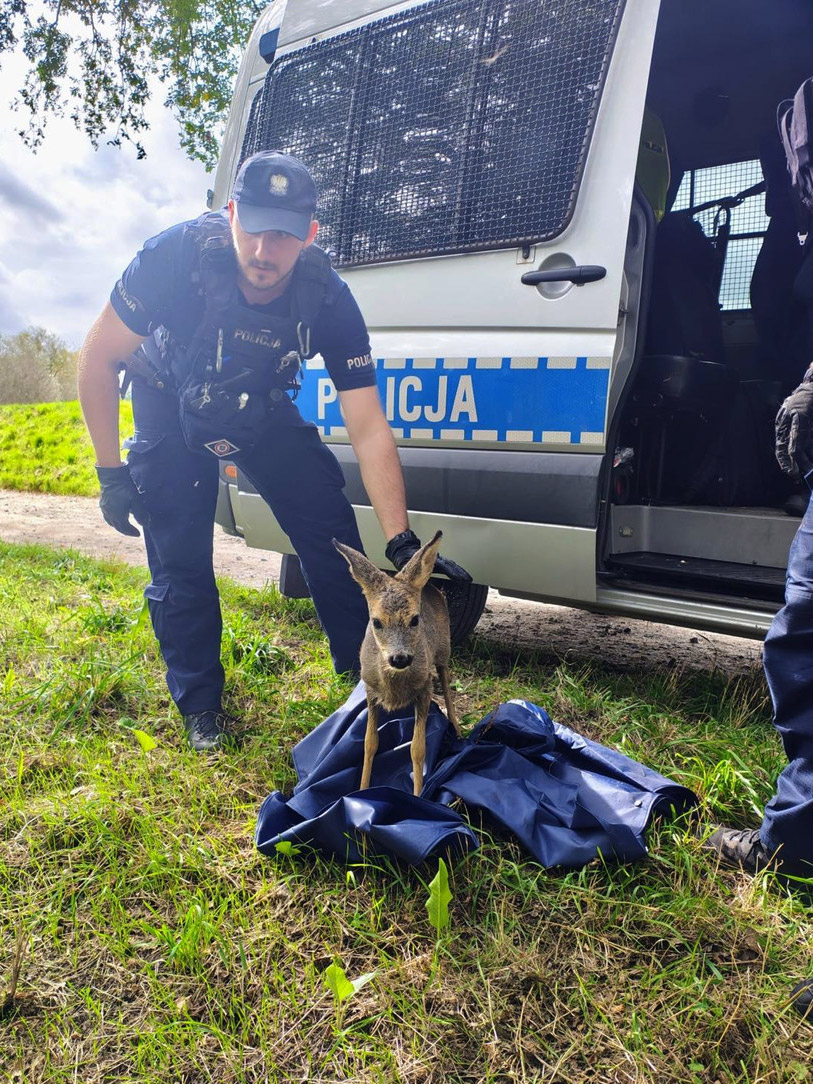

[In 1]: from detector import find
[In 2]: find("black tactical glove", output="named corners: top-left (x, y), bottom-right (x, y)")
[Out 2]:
top-left (96, 465), bottom-right (148, 537)
top-left (385, 529), bottom-right (473, 581)
top-left (776, 368), bottom-right (813, 481)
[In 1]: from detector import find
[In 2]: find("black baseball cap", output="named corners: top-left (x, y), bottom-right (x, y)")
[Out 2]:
top-left (231, 151), bottom-right (317, 239)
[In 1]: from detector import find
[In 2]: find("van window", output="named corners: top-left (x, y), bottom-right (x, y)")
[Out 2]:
top-left (240, 0), bottom-right (626, 267)
top-left (671, 159), bottom-right (768, 310)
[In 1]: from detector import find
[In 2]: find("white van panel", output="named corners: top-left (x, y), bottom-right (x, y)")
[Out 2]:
top-left (339, 0), bottom-right (660, 333)
top-left (279, 0), bottom-right (423, 46)
top-left (232, 490), bottom-right (600, 603)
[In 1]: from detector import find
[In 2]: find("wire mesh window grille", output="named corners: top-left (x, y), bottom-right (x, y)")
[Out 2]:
top-left (672, 159), bottom-right (769, 310)
top-left (240, 0), bottom-right (627, 267)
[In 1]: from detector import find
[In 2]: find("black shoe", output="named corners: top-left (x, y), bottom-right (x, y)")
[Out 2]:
top-left (790, 978), bottom-right (813, 1018)
top-left (182, 710), bottom-right (235, 752)
top-left (703, 826), bottom-right (775, 872)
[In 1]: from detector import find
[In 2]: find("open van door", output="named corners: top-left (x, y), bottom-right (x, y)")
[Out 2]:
top-left (214, 0), bottom-right (663, 609)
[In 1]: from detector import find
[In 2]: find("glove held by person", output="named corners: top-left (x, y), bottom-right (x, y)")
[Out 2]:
top-left (385, 529), bottom-right (473, 582)
top-left (96, 464), bottom-right (148, 537)
top-left (776, 366), bottom-right (813, 481)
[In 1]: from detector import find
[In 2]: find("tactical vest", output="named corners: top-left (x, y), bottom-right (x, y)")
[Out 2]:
top-left (124, 211), bottom-right (339, 457)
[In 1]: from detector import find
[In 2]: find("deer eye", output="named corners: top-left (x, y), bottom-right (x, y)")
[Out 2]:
top-left (372, 617), bottom-right (383, 630)
top-left (410, 614), bottom-right (420, 627)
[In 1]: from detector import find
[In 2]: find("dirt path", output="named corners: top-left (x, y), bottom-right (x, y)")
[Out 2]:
top-left (0, 488), bottom-right (765, 677)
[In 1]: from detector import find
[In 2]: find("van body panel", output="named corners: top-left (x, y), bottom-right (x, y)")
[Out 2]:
top-left (333, 445), bottom-right (604, 528)
top-left (232, 493), bottom-right (599, 603)
top-left (279, 0), bottom-right (422, 46)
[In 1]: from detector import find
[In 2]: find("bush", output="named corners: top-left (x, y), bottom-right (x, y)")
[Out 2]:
top-left (0, 327), bottom-right (78, 404)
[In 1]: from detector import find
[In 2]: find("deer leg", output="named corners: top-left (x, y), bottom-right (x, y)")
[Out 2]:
top-left (360, 697), bottom-right (380, 791)
top-left (411, 692), bottom-right (432, 797)
top-left (437, 665), bottom-right (462, 737)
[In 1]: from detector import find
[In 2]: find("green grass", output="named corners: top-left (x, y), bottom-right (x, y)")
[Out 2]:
top-left (0, 400), bottom-right (133, 496)
top-left (1, 541), bottom-right (811, 1082)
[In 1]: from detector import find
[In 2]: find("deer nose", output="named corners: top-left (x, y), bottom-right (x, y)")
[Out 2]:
top-left (389, 653), bottom-right (413, 670)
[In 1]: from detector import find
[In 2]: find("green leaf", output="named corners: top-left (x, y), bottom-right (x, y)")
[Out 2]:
top-left (324, 962), bottom-right (355, 1003)
top-left (132, 597), bottom-right (150, 634)
top-left (274, 840), bottom-right (302, 857)
top-left (425, 857), bottom-right (452, 933)
top-left (350, 970), bottom-right (377, 995)
top-left (132, 728), bottom-right (157, 752)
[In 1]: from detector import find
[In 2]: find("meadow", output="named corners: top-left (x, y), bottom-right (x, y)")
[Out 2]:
top-left (0, 403), bottom-right (811, 1082)
top-left (0, 401), bottom-right (133, 496)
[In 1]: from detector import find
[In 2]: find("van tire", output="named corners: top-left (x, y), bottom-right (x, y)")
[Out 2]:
top-left (439, 580), bottom-right (489, 644)
top-left (279, 553), bottom-right (311, 598)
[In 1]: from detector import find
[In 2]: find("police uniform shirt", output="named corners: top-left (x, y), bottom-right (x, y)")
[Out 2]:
top-left (110, 215), bottom-right (377, 392)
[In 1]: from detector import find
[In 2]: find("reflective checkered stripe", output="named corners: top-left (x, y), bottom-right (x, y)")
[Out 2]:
top-left (300, 356), bottom-right (612, 446)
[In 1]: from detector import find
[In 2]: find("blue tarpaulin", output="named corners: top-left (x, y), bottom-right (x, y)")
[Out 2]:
top-left (256, 684), bottom-right (697, 868)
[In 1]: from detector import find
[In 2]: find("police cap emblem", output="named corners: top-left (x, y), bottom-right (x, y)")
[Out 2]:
top-left (269, 173), bottom-right (289, 196)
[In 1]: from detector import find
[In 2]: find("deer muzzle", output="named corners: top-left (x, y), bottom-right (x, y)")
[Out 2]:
top-left (388, 653), bottom-right (413, 670)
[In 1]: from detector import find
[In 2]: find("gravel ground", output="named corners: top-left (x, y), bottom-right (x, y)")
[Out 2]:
top-left (0, 487), bottom-right (765, 678)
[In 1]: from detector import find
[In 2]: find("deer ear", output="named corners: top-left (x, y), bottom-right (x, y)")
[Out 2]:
top-left (396, 530), bottom-right (442, 590)
top-left (332, 539), bottom-right (388, 593)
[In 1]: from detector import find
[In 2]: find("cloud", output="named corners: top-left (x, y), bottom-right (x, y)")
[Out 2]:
top-left (0, 65), bottom-right (212, 348)
top-left (0, 162), bottom-right (64, 225)
top-left (0, 262), bottom-right (26, 333)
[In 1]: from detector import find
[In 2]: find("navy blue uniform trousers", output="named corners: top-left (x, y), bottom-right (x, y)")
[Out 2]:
top-left (127, 381), bottom-right (369, 715)
top-left (760, 488), bottom-right (813, 874)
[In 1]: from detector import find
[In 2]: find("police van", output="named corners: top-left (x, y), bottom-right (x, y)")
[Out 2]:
top-left (212, 0), bottom-right (813, 642)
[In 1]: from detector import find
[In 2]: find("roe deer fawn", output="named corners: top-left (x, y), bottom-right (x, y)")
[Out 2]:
top-left (333, 530), bottom-right (462, 796)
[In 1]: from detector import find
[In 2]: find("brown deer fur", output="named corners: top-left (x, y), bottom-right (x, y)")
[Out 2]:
top-left (333, 531), bottom-right (461, 796)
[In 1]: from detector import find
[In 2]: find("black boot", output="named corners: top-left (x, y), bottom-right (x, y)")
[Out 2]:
top-left (702, 826), bottom-right (775, 872)
top-left (790, 978), bottom-right (813, 1018)
top-left (182, 710), bottom-right (236, 752)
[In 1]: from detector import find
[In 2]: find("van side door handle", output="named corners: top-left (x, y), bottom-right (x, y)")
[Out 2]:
top-left (521, 265), bottom-right (607, 286)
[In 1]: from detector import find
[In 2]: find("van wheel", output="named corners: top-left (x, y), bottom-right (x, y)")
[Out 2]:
top-left (439, 580), bottom-right (489, 644)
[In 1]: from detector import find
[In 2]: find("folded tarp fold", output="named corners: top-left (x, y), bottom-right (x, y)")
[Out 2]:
top-left (256, 684), bottom-right (696, 868)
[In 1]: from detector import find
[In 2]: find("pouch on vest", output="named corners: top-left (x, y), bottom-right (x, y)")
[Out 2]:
top-left (178, 375), bottom-right (290, 458)
top-left (178, 318), bottom-right (303, 457)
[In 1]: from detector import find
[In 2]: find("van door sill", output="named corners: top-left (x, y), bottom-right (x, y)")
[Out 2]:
top-left (604, 551), bottom-right (785, 604)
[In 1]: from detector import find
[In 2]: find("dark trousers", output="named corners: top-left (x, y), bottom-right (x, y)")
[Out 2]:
top-left (760, 488), bottom-right (813, 873)
top-left (127, 382), bottom-right (369, 715)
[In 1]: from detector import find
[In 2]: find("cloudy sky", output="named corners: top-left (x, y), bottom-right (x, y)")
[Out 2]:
top-left (0, 52), bottom-right (213, 349)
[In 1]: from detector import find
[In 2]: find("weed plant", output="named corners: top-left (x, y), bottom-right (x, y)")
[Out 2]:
top-left (0, 541), bottom-right (811, 1082)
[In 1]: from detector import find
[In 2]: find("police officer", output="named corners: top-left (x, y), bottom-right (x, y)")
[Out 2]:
top-left (703, 319), bottom-right (813, 1017)
top-left (78, 150), bottom-right (469, 752)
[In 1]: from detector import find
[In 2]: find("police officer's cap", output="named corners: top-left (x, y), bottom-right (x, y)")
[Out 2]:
top-left (232, 151), bottom-right (317, 240)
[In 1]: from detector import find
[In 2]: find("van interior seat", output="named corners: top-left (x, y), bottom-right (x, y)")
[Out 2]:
top-left (644, 209), bottom-right (729, 369)
top-left (634, 353), bottom-right (736, 405)
top-left (627, 208), bottom-right (736, 502)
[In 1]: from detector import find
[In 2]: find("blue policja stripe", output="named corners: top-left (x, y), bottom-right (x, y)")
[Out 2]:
top-left (298, 355), bottom-right (610, 441)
